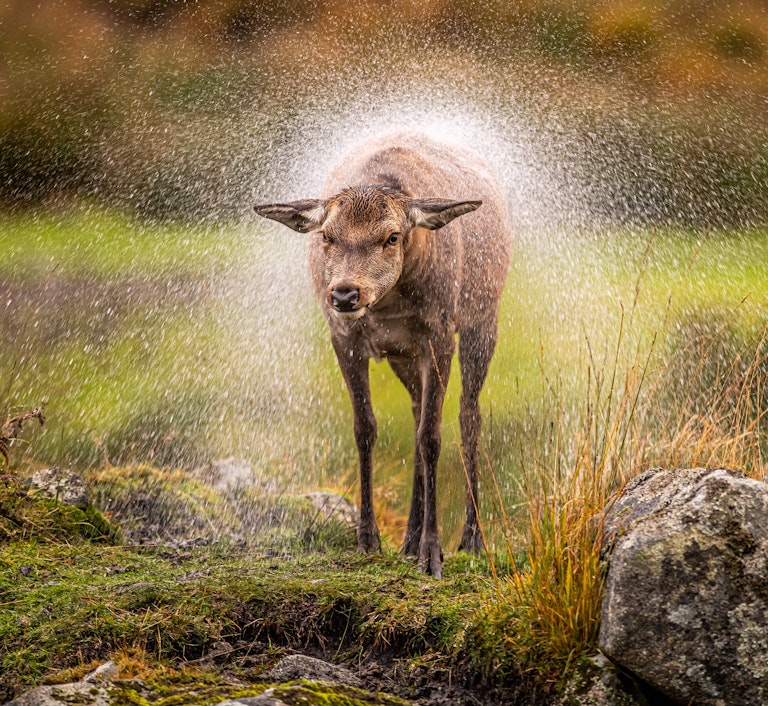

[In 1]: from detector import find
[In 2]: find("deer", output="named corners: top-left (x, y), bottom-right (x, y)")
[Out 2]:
top-left (254, 133), bottom-right (511, 578)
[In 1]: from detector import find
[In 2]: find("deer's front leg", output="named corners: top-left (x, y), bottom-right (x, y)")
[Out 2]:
top-left (332, 336), bottom-right (380, 553)
top-left (417, 339), bottom-right (454, 578)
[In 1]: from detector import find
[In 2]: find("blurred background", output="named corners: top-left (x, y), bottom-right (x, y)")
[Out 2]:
top-left (2, 0), bottom-right (768, 225)
top-left (3, 1), bottom-right (768, 547)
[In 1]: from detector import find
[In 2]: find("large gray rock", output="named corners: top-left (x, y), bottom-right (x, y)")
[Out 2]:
top-left (600, 467), bottom-right (768, 705)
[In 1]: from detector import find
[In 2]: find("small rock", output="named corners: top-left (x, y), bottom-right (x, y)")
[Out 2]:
top-left (83, 660), bottom-right (120, 683)
top-left (303, 492), bottom-right (359, 527)
top-left (268, 654), bottom-right (362, 687)
top-left (194, 457), bottom-right (277, 493)
top-left (27, 468), bottom-right (91, 507)
top-left (3, 682), bottom-right (109, 706)
top-left (115, 581), bottom-right (154, 594)
top-left (199, 640), bottom-right (235, 666)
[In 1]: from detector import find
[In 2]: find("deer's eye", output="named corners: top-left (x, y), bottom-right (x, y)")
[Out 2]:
top-left (320, 231), bottom-right (330, 244)
top-left (385, 232), bottom-right (401, 247)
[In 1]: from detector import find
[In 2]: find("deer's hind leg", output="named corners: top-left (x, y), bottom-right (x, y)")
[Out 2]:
top-left (457, 321), bottom-right (498, 553)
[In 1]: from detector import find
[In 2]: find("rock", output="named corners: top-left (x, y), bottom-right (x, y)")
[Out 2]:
top-left (599, 467), bottom-right (768, 705)
top-left (3, 682), bottom-right (110, 706)
top-left (26, 468), bottom-right (91, 507)
top-left (303, 492), bottom-right (359, 527)
top-left (216, 694), bottom-right (288, 706)
top-left (194, 458), bottom-right (261, 493)
top-left (83, 660), bottom-right (120, 683)
top-left (268, 654), bottom-right (363, 687)
top-left (556, 654), bottom-right (649, 706)
top-left (199, 640), bottom-right (235, 666)
top-left (3, 660), bottom-right (119, 705)
top-left (602, 467), bottom-right (723, 545)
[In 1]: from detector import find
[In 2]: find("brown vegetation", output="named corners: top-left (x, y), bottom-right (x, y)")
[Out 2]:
top-left (2, 0), bottom-right (768, 221)
top-left (3, 0), bottom-right (768, 94)
top-left (0, 406), bottom-right (44, 466)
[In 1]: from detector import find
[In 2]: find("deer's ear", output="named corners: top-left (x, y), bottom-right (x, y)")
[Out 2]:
top-left (407, 199), bottom-right (482, 230)
top-left (254, 200), bottom-right (327, 233)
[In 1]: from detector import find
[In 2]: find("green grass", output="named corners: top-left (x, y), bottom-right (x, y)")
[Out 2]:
top-left (4, 209), bottom-right (768, 546)
top-left (0, 510), bottom-right (496, 700)
top-left (4, 207), bottom-right (768, 697)
top-left (0, 207), bottom-right (236, 278)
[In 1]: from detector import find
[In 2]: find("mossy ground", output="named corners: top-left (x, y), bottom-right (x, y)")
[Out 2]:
top-left (0, 475), bottom-right (534, 704)
top-left (5, 213), bottom-right (767, 703)
top-left (0, 537), bottom-right (497, 698)
top-left (106, 677), bottom-right (415, 706)
top-left (0, 474), bottom-right (121, 544)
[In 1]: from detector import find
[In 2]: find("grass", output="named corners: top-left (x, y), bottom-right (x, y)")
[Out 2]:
top-left (0, 485), bottom-right (498, 701)
top-left (4, 208), bottom-right (768, 697)
top-left (0, 207), bottom-right (236, 278)
top-left (4, 212), bottom-right (768, 481)
top-left (481, 245), bottom-right (768, 679)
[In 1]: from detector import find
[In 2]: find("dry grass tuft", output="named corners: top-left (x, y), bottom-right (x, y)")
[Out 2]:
top-left (494, 312), bottom-right (649, 671)
top-left (489, 300), bottom-right (768, 675)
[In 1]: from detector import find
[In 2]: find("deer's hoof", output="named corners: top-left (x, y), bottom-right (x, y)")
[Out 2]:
top-left (417, 539), bottom-right (444, 579)
top-left (357, 527), bottom-right (381, 554)
top-left (458, 524), bottom-right (484, 553)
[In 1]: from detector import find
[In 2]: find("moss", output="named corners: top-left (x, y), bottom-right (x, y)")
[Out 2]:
top-left (88, 465), bottom-right (353, 552)
top-left (103, 666), bottom-right (270, 706)
top-left (0, 539), bottom-right (495, 701)
top-left (109, 690), bottom-right (151, 706)
top-left (0, 476), bottom-right (121, 544)
top-left (0, 470), bottom-right (518, 703)
top-left (269, 680), bottom-right (412, 705)
top-left (109, 682), bottom-right (266, 706)
top-left (107, 679), bottom-right (410, 706)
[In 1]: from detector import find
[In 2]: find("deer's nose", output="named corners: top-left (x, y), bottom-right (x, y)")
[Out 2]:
top-left (331, 286), bottom-right (360, 312)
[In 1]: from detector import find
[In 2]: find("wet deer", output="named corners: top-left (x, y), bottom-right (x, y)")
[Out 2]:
top-left (255, 133), bottom-right (511, 577)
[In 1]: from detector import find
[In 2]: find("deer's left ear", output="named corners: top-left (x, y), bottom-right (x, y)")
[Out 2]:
top-left (254, 199), bottom-right (327, 233)
top-left (407, 199), bottom-right (482, 231)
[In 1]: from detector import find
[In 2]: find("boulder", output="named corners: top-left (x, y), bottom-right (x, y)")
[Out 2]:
top-left (26, 468), bottom-right (91, 507)
top-left (599, 467), bottom-right (768, 705)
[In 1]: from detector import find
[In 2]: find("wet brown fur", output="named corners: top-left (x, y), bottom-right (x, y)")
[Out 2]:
top-left (255, 133), bottom-right (512, 577)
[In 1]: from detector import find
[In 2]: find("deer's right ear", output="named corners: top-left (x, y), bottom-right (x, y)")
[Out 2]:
top-left (254, 200), bottom-right (327, 233)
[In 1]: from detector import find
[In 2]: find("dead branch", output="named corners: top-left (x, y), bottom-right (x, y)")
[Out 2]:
top-left (0, 405), bottom-right (45, 465)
